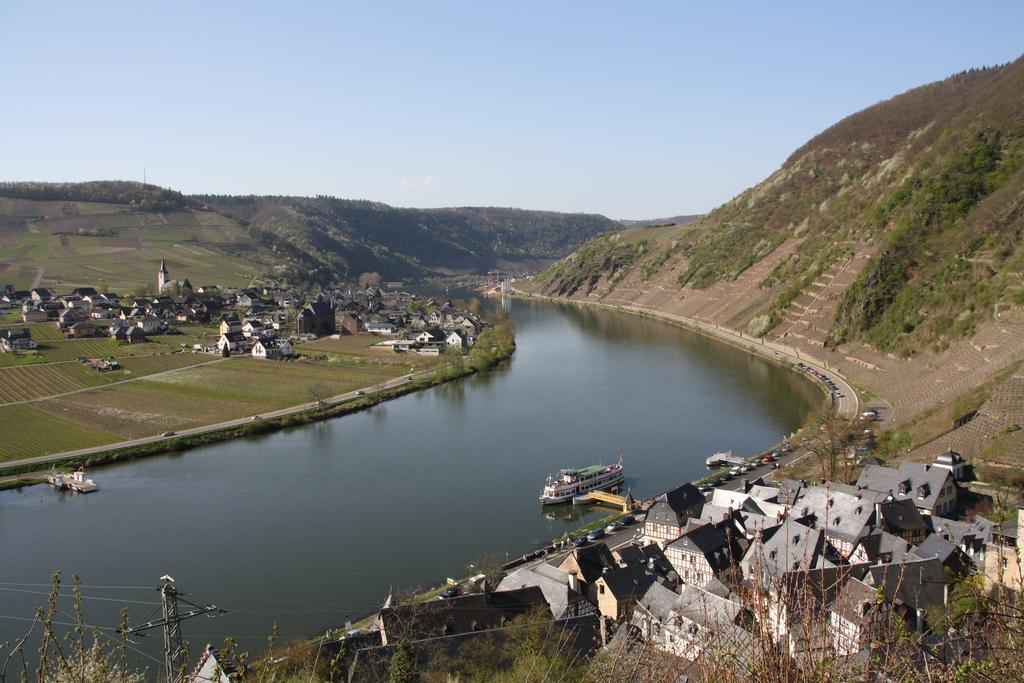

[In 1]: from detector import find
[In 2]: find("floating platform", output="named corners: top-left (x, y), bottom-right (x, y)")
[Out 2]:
top-left (44, 470), bottom-right (98, 493)
top-left (706, 450), bottom-right (746, 468)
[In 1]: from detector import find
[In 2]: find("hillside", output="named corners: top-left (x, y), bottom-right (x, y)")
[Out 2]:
top-left (531, 55), bottom-right (1024, 484)
top-left (0, 182), bottom-right (619, 290)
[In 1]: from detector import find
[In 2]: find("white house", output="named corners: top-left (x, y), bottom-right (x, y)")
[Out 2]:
top-left (365, 321), bottom-right (398, 335)
top-left (136, 316), bottom-right (163, 333)
top-left (445, 330), bottom-right (466, 349)
top-left (217, 331), bottom-right (247, 354)
top-left (241, 320), bottom-right (265, 339)
top-left (252, 338), bottom-right (293, 360)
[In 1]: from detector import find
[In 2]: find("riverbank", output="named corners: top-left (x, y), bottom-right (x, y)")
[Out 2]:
top-left (0, 341), bottom-right (516, 485)
top-left (511, 288), bottom-right (860, 419)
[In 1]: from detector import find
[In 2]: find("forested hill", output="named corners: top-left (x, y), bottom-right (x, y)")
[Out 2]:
top-left (197, 194), bottom-right (621, 280)
top-left (536, 54), bottom-right (1024, 357)
top-left (0, 181), bottom-right (620, 289)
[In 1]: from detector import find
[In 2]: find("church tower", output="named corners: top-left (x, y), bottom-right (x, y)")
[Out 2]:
top-left (158, 259), bottom-right (169, 290)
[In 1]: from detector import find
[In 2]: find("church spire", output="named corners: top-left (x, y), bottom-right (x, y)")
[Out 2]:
top-left (158, 259), bottom-right (169, 290)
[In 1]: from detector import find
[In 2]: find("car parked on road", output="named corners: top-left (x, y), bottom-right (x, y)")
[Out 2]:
top-left (587, 528), bottom-right (606, 541)
top-left (570, 536), bottom-right (588, 548)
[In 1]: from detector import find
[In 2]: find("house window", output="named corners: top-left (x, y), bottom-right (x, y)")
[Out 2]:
top-left (599, 584), bottom-right (605, 595)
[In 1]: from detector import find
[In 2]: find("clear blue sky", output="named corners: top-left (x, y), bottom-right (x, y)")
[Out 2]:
top-left (1, 1), bottom-right (1022, 218)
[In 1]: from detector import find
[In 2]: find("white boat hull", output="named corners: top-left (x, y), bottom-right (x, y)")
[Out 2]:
top-left (540, 470), bottom-right (624, 505)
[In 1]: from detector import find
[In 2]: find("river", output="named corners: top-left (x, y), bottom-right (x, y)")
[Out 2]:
top-left (0, 298), bottom-right (820, 665)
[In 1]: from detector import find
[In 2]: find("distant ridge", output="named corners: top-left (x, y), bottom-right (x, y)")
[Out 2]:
top-left (618, 214), bottom-right (703, 228)
top-left (0, 182), bottom-right (621, 289)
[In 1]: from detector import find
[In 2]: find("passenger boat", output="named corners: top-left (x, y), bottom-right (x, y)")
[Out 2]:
top-left (539, 456), bottom-right (624, 505)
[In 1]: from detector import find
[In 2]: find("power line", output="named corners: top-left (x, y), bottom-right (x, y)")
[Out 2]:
top-left (0, 586), bottom-right (158, 606)
top-left (0, 613), bottom-right (120, 632)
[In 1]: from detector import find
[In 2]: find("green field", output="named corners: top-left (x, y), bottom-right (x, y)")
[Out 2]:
top-left (0, 355), bottom-right (409, 459)
top-left (0, 404), bottom-right (122, 460)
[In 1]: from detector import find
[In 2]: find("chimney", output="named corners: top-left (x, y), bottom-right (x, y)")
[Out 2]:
top-left (568, 571), bottom-right (579, 593)
top-left (742, 479), bottom-right (751, 494)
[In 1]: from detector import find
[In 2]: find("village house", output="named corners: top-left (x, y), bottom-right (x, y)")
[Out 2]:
top-left (64, 320), bottom-right (96, 339)
top-left (875, 498), bottom-right (928, 545)
top-left (252, 338), bottom-right (293, 360)
top-left (136, 315), bottom-right (164, 334)
top-left (857, 457), bottom-right (957, 516)
top-left (217, 331), bottom-right (248, 355)
top-left (445, 330), bottom-right (467, 349)
top-left (110, 322), bottom-right (146, 344)
top-left (30, 287), bottom-right (55, 302)
top-left (631, 581), bottom-right (747, 662)
top-left (644, 483), bottom-right (705, 545)
top-left (1, 328), bottom-right (38, 352)
top-left (365, 320), bottom-right (398, 335)
top-left (22, 308), bottom-right (48, 324)
top-left (339, 312), bottom-right (361, 335)
top-left (829, 574), bottom-right (889, 656)
top-left (592, 564), bottom-right (658, 621)
top-left (496, 563), bottom-right (597, 620)
top-left (219, 314), bottom-right (242, 335)
top-left (664, 520), bottom-right (740, 588)
top-left (241, 319), bottom-right (265, 338)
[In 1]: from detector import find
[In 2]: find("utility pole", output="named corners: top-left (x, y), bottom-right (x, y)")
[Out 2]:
top-left (119, 576), bottom-right (227, 682)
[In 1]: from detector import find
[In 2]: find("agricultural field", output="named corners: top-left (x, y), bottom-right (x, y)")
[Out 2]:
top-left (0, 404), bottom-right (122, 460)
top-left (299, 334), bottom-right (443, 367)
top-left (0, 362), bottom-right (112, 402)
top-left (3, 356), bottom-right (407, 458)
top-left (0, 351), bottom-right (217, 403)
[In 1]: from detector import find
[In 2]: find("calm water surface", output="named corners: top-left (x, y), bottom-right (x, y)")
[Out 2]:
top-left (0, 299), bottom-right (820, 661)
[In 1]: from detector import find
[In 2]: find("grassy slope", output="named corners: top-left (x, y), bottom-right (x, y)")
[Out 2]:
top-left (537, 58), bottom-right (1024, 355)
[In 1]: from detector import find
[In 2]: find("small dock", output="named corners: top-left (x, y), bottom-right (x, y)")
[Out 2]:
top-left (576, 490), bottom-right (638, 512)
top-left (706, 450), bottom-right (745, 468)
top-left (44, 470), bottom-right (98, 493)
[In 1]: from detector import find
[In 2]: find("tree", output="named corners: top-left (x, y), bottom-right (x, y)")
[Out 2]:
top-left (467, 297), bottom-right (482, 315)
top-left (803, 408), bottom-right (857, 483)
top-left (309, 384), bottom-right (330, 410)
top-left (388, 641), bottom-right (418, 683)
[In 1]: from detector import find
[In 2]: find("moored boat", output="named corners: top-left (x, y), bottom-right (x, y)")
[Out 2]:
top-left (540, 456), bottom-right (624, 505)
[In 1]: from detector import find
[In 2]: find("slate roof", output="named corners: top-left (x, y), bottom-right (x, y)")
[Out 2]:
top-left (877, 499), bottom-right (927, 535)
top-left (831, 576), bottom-right (882, 625)
top-left (301, 301), bottom-right (335, 317)
top-left (910, 534), bottom-right (957, 566)
top-left (599, 564), bottom-right (657, 601)
top-left (793, 484), bottom-right (880, 543)
top-left (497, 564), bottom-right (580, 619)
top-left (667, 521), bottom-right (738, 575)
top-left (857, 529), bottom-right (911, 564)
top-left (857, 462), bottom-right (953, 511)
top-left (647, 483), bottom-right (704, 527)
top-left (560, 543), bottom-right (617, 583)
top-left (743, 519), bottom-right (826, 578)
top-left (865, 558), bottom-right (947, 610)
top-left (674, 583), bottom-right (743, 629)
